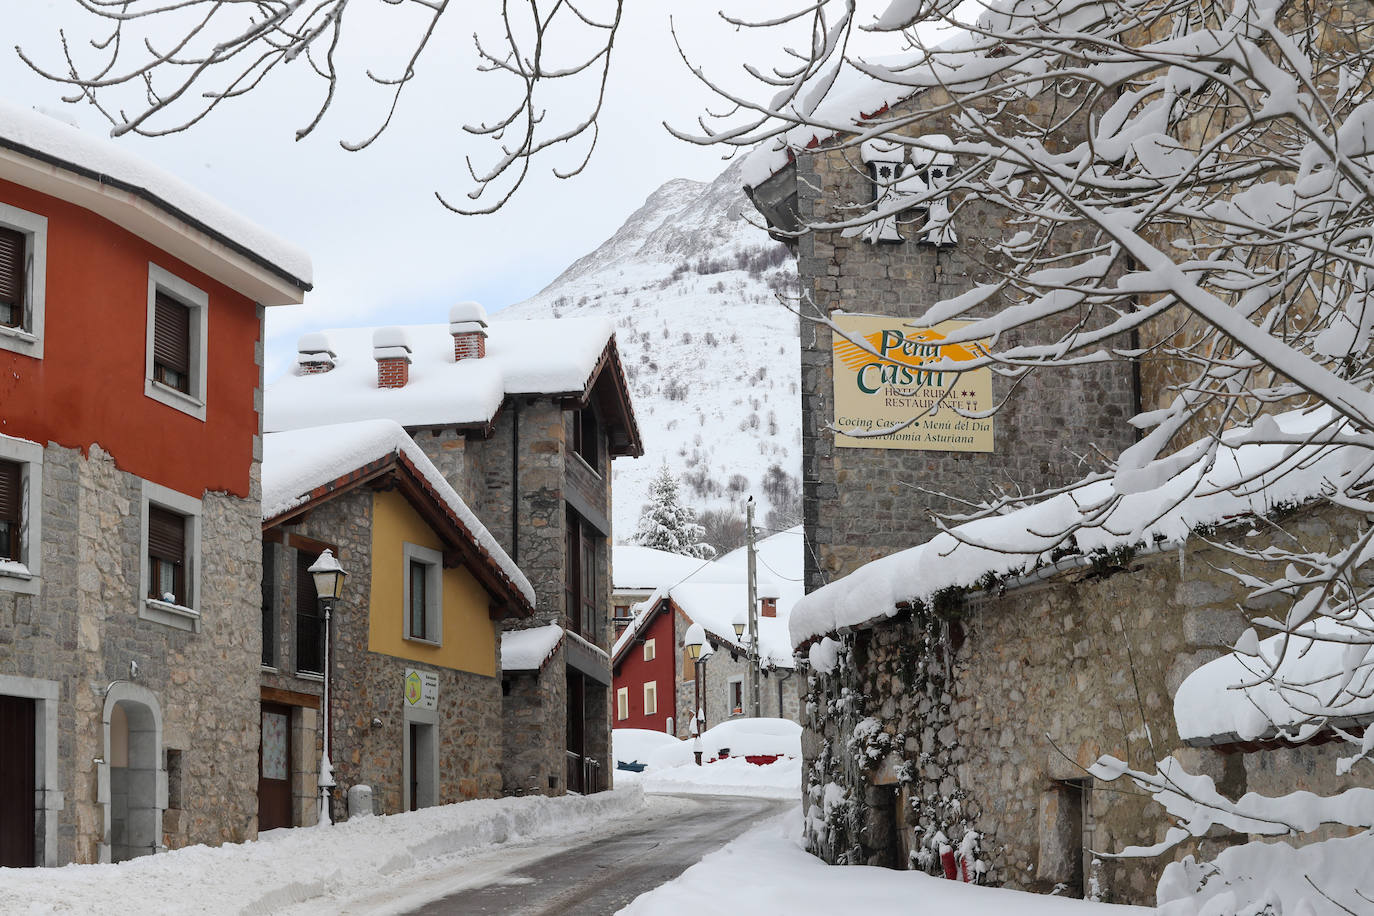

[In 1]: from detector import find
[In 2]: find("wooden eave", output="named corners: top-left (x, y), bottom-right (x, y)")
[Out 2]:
top-left (561, 336), bottom-right (644, 459)
top-left (262, 450), bottom-right (535, 621)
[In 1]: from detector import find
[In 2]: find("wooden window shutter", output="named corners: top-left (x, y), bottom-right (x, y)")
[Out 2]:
top-left (147, 506), bottom-right (186, 562)
top-left (0, 227), bottom-right (25, 327)
top-left (153, 292), bottom-right (191, 391)
top-left (296, 550), bottom-right (318, 618)
top-left (0, 460), bottom-right (20, 559)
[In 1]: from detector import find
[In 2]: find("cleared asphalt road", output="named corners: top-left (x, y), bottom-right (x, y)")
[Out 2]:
top-left (404, 795), bottom-right (788, 916)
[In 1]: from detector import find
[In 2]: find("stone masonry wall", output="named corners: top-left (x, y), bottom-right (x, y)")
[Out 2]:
top-left (0, 442), bottom-right (262, 865)
top-left (789, 92), bottom-right (1140, 595)
top-left (799, 507), bottom-right (1374, 905)
top-left (698, 646), bottom-right (804, 731)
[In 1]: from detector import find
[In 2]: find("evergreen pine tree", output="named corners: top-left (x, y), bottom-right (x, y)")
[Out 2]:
top-left (633, 464), bottom-right (715, 559)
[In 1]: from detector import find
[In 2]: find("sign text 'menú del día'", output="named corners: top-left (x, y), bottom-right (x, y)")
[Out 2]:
top-left (831, 314), bottom-right (994, 452)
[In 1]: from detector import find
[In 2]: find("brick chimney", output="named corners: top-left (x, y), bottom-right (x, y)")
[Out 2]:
top-left (296, 331), bottom-right (336, 374)
top-left (760, 584), bottom-right (779, 618)
top-left (449, 300), bottom-right (489, 361)
top-left (373, 326), bottom-right (413, 389)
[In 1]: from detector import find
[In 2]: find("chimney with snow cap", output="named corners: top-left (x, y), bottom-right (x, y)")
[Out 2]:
top-left (297, 331), bottom-right (337, 374)
top-left (373, 326), bottom-right (413, 389)
top-left (759, 583), bottom-right (779, 618)
top-left (449, 301), bottom-right (489, 362)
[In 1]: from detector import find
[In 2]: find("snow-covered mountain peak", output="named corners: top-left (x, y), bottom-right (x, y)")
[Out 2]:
top-left (501, 158), bottom-right (801, 542)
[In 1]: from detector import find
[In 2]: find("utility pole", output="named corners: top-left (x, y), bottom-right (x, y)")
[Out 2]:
top-left (747, 497), bottom-right (761, 717)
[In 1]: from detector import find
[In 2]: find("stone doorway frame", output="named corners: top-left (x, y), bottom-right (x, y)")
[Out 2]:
top-left (98, 682), bottom-right (167, 863)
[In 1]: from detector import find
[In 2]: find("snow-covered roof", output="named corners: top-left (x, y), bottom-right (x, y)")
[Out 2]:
top-left (501, 623), bottom-right (564, 672)
top-left (261, 418), bottom-right (535, 609)
top-left (613, 528), bottom-right (804, 668)
top-left (613, 545), bottom-right (711, 591)
top-left (0, 101), bottom-right (310, 302)
top-left (791, 408), bottom-right (1366, 649)
top-left (264, 317), bottom-right (629, 435)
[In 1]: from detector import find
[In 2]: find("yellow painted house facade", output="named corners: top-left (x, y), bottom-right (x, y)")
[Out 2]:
top-left (259, 421), bottom-right (534, 825)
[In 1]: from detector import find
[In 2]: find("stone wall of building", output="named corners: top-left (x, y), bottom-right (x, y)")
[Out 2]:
top-left (799, 508), bottom-right (1374, 905)
top-left (0, 442), bottom-right (263, 865)
top-left (501, 650), bottom-right (566, 795)
top-left (785, 94), bottom-right (1140, 595)
top-left (698, 646), bottom-right (804, 731)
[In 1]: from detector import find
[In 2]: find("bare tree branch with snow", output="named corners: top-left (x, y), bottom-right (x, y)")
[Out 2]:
top-left (19, 0), bottom-right (624, 212)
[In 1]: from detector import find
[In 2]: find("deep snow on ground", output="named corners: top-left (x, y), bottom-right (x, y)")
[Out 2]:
top-left (618, 807), bottom-right (1154, 916)
top-left (0, 789), bottom-right (658, 916)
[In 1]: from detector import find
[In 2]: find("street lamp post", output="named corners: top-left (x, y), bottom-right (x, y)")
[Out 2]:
top-left (308, 549), bottom-right (347, 827)
top-left (684, 623), bottom-right (706, 765)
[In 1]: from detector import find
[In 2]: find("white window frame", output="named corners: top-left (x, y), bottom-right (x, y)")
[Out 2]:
top-left (616, 686), bottom-right (629, 721)
top-left (402, 542), bottom-right (444, 646)
top-left (728, 676), bottom-right (744, 716)
top-left (643, 680), bottom-right (658, 717)
top-left (138, 480), bottom-right (202, 632)
top-left (0, 435), bottom-right (43, 595)
top-left (643, 637), bottom-right (656, 662)
top-left (0, 202), bottom-right (47, 359)
top-left (144, 263), bottom-right (209, 421)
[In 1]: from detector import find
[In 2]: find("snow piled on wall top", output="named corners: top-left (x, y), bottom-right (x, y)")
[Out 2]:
top-left (0, 100), bottom-right (311, 285)
top-left (502, 623), bottom-right (564, 672)
top-left (264, 316), bottom-right (615, 432)
top-left (1174, 612), bottom-right (1374, 744)
top-left (790, 408), bottom-right (1365, 649)
top-left (261, 418), bottom-right (534, 607)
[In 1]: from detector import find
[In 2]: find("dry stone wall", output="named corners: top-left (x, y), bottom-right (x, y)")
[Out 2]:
top-left (800, 509), bottom-right (1374, 905)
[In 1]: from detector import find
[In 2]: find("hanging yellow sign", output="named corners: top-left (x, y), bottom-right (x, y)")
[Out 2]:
top-left (831, 314), bottom-right (994, 451)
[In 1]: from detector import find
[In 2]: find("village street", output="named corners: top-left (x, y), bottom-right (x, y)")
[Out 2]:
top-left (396, 795), bottom-right (788, 915)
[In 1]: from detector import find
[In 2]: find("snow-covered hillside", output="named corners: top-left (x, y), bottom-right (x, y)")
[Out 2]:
top-left (502, 158), bottom-right (801, 540)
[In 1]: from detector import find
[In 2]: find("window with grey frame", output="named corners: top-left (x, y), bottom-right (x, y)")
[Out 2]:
top-left (408, 558), bottom-right (430, 641)
top-left (146, 506), bottom-right (187, 604)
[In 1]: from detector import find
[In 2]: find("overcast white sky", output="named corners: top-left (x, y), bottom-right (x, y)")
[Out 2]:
top-left (3, 1), bottom-right (807, 379)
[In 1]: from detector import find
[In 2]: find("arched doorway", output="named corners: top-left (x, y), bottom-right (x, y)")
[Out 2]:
top-left (101, 684), bottom-right (164, 863)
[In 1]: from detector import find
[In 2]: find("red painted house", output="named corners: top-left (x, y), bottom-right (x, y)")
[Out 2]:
top-left (611, 597), bottom-right (680, 733)
top-left (0, 101), bottom-right (310, 866)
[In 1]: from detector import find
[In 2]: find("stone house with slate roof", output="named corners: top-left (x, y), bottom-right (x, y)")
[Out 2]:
top-left (259, 420), bottom-right (534, 826)
top-left (0, 102), bottom-right (310, 866)
top-left (265, 304), bottom-right (642, 796)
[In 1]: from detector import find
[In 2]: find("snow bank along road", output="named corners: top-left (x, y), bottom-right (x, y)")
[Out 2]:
top-left (400, 795), bottom-right (789, 916)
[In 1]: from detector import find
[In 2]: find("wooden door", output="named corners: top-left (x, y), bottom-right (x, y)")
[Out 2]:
top-left (0, 695), bottom-right (35, 866)
top-left (258, 703), bottom-right (293, 830)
